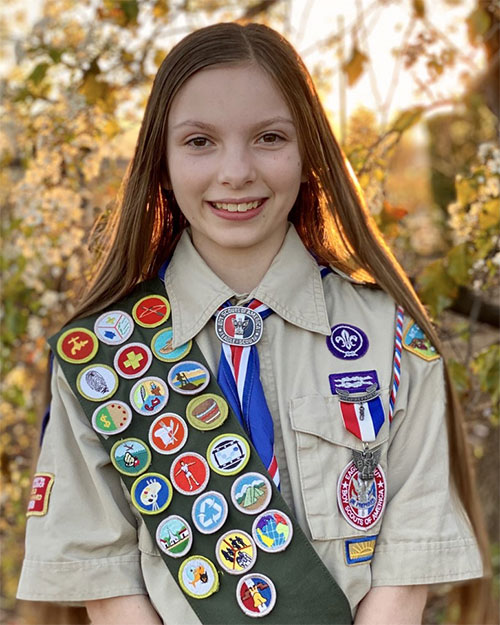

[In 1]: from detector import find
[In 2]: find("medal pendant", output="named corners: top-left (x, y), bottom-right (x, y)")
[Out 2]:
top-left (215, 306), bottom-right (263, 347)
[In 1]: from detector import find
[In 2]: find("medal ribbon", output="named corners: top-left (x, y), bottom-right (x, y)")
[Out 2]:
top-left (216, 300), bottom-right (280, 488)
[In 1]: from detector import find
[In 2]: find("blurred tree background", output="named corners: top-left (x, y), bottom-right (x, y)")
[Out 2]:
top-left (0, 0), bottom-right (498, 623)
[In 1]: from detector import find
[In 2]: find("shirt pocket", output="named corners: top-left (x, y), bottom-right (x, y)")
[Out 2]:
top-left (289, 393), bottom-right (389, 541)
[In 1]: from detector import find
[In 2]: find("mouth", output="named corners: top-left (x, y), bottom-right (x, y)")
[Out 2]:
top-left (208, 199), bottom-right (266, 213)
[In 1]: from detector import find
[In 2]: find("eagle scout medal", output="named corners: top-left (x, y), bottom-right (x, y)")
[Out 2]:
top-left (191, 490), bottom-right (228, 534)
top-left (236, 573), bottom-right (277, 618)
top-left (170, 452), bottom-right (210, 495)
top-left (94, 310), bottom-right (133, 345)
top-left (329, 370), bottom-right (379, 394)
top-left (178, 555), bottom-right (219, 599)
top-left (252, 510), bottom-right (293, 553)
top-left (151, 327), bottom-right (192, 363)
top-left (216, 529), bottom-right (257, 575)
top-left (167, 361), bottom-right (210, 395)
top-left (148, 413), bottom-right (188, 455)
top-left (186, 393), bottom-right (228, 431)
top-left (110, 438), bottom-right (152, 476)
top-left (344, 535), bottom-right (378, 566)
top-left (156, 515), bottom-right (193, 558)
top-left (327, 323), bottom-right (369, 360)
top-left (231, 472), bottom-right (272, 515)
top-left (132, 294), bottom-right (170, 328)
top-left (207, 433), bottom-right (250, 476)
top-left (336, 385), bottom-right (384, 443)
top-left (215, 306), bottom-right (263, 346)
top-left (56, 328), bottom-right (98, 364)
top-left (337, 448), bottom-right (386, 531)
top-left (403, 322), bottom-right (439, 361)
top-left (131, 472), bottom-right (173, 515)
top-left (26, 473), bottom-right (54, 517)
top-left (77, 364), bottom-right (118, 401)
top-left (92, 400), bottom-right (132, 435)
top-left (130, 376), bottom-right (168, 416)
top-left (114, 343), bottom-right (153, 379)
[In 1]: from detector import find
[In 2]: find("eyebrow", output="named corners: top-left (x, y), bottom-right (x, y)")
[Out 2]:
top-left (172, 116), bottom-right (295, 131)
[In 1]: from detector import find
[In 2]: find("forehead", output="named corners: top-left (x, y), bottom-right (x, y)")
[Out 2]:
top-left (168, 64), bottom-right (293, 129)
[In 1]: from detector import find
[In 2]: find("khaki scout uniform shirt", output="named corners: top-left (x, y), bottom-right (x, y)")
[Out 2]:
top-left (18, 225), bottom-right (482, 621)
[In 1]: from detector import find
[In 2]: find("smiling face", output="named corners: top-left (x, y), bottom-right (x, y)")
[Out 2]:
top-left (166, 63), bottom-right (303, 261)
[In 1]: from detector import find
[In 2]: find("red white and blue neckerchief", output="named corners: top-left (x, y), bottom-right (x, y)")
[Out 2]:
top-left (216, 299), bottom-right (280, 488)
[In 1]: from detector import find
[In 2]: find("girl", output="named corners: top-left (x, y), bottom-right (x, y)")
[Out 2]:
top-left (17, 22), bottom-right (488, 625)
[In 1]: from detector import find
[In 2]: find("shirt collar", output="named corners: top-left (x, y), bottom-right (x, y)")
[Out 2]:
top-left (164, 225), bottom-right (331, 348)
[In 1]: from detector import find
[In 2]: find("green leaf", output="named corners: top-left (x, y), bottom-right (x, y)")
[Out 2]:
top-left (472, 344), bottom-right (500, 409)
top-left (120, 0), bottom-right (139, 24)
top-left (448, 359), bottom-right (470, 396)
top-left (417, 259), bottom-right (458, 317)
top-left (392, 107), bottom-right (424, 133)
top-left (446, 243), bottom-right (473, 286)
top-left (342, 47), bottom-right (369, 87)
top-left (455, 176), bottom-right (477, 206)
top-left (466, 8), bottom-right (491, 46)
top-left (28, 62), bottom-right (49, 86)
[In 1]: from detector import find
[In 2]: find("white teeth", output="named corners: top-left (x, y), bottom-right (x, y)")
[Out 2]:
top-left (212, 200), bottom-right (262, 212)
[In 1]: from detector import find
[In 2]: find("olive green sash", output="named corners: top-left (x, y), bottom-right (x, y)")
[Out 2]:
top-left (49, 277), bottom-right (352, 624)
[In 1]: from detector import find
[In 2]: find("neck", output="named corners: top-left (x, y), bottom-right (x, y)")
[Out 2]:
top-left (191, 227), bottom-right (288, 293)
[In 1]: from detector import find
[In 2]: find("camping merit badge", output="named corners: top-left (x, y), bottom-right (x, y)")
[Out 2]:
top-left (215, 306), bottom-right (263, 346)
top-left (337, 447), bottom-right (386, 531)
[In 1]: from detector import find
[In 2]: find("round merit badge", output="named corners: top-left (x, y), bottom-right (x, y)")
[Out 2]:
top-left (215, 306), bottom-right (263, 346)
top-left (114, 343), bottom-right (153, 379)
top-left (77, 364), bottom-right (118, 401)
top-left (216, 529), bottom-right (257, 575)
top-left (92, 400), bottom-right (132, 436)
top-left (167, 361), bottom-right (210, 395)
top-left (56, 327), bottom-right (98, 364)
top-left (132, 295), bottom-right (170, 328)
top-left (110, 438), bottom-right (151, 476)
top-left (252, 510), bottom-right (293, 553)
top-left (156, 515), bottom-right (193, 558)
top-left (191, 490), bottom-right (228, 535)
top-left (178, 555), bottom-right (219, 600)
top-left (337, 460), bottom-right (386, 531)
top-left (207, 433), bottom-right (250, 476)
top-left (186, 394), bottom-right (228, 431)
top-left (131, 472), bottom-right (173, 515)
top-left (94, 310), bottom-right (133, 346)
top-left (327, 323), bottom-right (369, 360)
top-left (231, 472), bottom-right (272, 516)
top-left (151, 327), bottom-right (192, 363)
top-left (236, 573), bottom-right (277, 618)
top-left (170, 452), bottom-right (210, 496)
top-left (148, 413), bottom-right (188, 455)
top-left (130, 377), bottom-right (169, 416)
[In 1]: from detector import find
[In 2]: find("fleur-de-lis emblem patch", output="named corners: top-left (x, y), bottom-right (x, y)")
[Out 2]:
top-left (327, 324), bottom-right (369, 360)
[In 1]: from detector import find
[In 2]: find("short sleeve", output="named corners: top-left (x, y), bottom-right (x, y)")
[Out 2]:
top-left (17, 361), bottom-right (147, 603)
top-left (370, 347), bottom-right (483, 586)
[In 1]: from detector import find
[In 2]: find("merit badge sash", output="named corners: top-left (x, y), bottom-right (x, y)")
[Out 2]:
top-left (49, 277), bottom-right (352, 625)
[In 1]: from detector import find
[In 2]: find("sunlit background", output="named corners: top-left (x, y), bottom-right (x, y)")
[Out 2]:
top-left (0, 1), bottom-right (498, 624)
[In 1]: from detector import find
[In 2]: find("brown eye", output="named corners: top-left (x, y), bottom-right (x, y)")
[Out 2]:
top-left (258, 133), bottom-right (283, 144)
top-left (187, 137), bottom-right (211, 148)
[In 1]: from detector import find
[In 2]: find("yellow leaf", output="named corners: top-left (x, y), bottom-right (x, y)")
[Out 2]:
top-left (342, 48), bottom-right (369, 87)
top-left (479, 198), bottom-right (500, 229)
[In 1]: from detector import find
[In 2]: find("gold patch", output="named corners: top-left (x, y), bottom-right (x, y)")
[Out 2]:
top-left (402, 322), bottom-right (440, 362)
top-left (344, 535), bottom-right (378, 566)
top-left (27, 473), bottom-right (55, 517)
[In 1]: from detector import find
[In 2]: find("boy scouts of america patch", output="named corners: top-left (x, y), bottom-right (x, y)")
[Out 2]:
top-left (26, 473), bottom-right (54, 517)
top-left (236, 573), bottom-right (277, 618)
top-left (215, 306), bottom-right (263, 346)
top-left (403, 322), bottom-right (440, 361)
top-left (337, 452), bottom-right (386, 531)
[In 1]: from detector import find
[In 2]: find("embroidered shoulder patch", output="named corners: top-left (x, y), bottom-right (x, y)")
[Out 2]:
top-left (403, 322), bottom-right (440, 361)
top-left (27, 473), bottom-right (54, 517)
top-left (344, 535), bottom-right (378, 566)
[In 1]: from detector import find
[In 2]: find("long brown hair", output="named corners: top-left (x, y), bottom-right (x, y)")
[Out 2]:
top-left (70, 22), bottom-right (490, 623)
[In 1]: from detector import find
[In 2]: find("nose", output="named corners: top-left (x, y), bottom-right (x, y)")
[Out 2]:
top-left (217, 143), bottom-right (256, 188)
